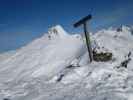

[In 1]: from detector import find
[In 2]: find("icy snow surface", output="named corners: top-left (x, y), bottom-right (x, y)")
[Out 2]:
top-left (0, 25), bottom-right (133, 100)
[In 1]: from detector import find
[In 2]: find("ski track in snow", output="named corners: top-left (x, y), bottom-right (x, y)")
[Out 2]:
top-left (0, 25), bottom-right (133, 100)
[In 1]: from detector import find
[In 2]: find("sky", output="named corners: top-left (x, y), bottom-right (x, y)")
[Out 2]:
top-left (0, 0), bottom-right (133, 53)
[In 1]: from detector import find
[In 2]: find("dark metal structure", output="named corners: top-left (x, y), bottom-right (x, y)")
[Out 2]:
top-left (74, 14), bottom-right (93, 62)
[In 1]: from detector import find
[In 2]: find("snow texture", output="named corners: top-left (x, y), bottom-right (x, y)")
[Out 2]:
top-left (0, 25), bottom-right (133, 100)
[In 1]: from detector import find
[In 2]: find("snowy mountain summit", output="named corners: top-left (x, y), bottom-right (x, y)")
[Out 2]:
top-left (48, 25), bottom-right (69, 39)
top-left (0, 25), bottom-right (133, 100)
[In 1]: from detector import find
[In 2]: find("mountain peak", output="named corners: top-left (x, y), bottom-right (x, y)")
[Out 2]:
top-left (48, 25), bottom-right (68, 39)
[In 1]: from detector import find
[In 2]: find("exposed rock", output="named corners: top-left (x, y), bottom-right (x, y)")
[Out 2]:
top-left (93, 50), bottom-right (112, 62)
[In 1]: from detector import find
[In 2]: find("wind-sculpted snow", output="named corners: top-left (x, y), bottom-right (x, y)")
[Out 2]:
top-left (0, 25), bottom-right (133, 100)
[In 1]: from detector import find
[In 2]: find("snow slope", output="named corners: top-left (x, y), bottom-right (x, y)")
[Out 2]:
top-left (0, 51), bottom-right (16, 63)
top-left (0, 25), bottom-right (86, 82)
top-left (0, 25), bottom-right (133, 100)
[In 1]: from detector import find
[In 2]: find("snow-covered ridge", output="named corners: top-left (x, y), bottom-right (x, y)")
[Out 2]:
top-left (0, 50), bottom-right (16, 63)
top-left (48, 25), bottom-right (69, 39)
top-left (0, 25), bottom-right (86, 82)
top-left (0, 25), bottom-right (133, 100)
